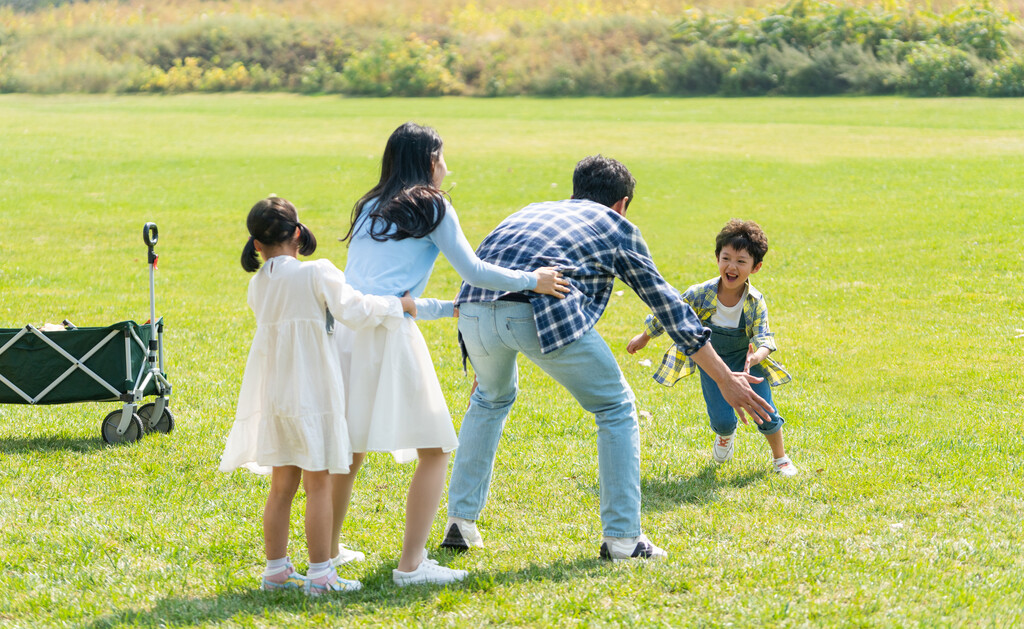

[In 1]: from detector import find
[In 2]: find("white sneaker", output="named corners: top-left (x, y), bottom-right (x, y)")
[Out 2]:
top-left (599, 534), bottom-right (667, 562)
top-left (392, 551), bottom-right (468, 587)
top-left (439, 517), bottom-right (484, 552)
top-left (331, 543), bottom-right (366, 567)
top-left (773, 456), bottom-right (799, 477)
top-left (712, 433), bottom-right (735, 464)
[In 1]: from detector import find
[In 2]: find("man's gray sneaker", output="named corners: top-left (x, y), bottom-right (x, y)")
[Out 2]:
top-left (439, 517), bottom-right (484, 552)
top-left (599, 534), bottom-right (667, 562)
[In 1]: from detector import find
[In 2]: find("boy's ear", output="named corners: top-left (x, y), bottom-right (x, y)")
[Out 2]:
top-left (752, 261), bottom-right (763, 274)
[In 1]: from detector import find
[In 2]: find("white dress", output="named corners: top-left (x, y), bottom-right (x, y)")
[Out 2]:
top-left (335, 319), bottom-right (454, 464)
top-left (338, 201), bottom-right (537, 464)
top-left (219, 256), bottom-right (403, 475)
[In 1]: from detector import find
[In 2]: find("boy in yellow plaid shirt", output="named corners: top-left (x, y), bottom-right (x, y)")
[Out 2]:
top-left (627, 219), bottom-right (797, 476)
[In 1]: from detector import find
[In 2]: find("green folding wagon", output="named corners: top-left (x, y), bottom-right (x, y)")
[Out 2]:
top-left (0, 223), bottom-right (173, 444)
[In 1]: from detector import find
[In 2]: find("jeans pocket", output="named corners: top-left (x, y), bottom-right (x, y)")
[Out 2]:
top-left (506, 316), bottom-right (542, 352)
top-left (458, 314), bottom-right (489, 357)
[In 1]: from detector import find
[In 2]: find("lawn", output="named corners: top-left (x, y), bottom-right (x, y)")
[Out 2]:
top-left (0, 94), bottom-right (1021, 627)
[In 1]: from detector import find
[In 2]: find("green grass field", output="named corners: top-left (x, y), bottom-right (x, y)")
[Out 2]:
top-left (0, 94), bottom-right (1022, 627)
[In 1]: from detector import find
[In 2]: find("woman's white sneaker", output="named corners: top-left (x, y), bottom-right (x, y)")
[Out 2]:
top-left (392, 552), bottom-right (468, 587)
top-left (331, 543), bottom-right (366, 567)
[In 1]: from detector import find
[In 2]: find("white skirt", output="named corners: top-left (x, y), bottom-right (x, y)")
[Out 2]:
top-left (336, 317), bottom-right (457, 463)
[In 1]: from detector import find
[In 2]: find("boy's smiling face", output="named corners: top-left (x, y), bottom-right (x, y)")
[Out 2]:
top-left (717, 244), bottom-right (762, 293)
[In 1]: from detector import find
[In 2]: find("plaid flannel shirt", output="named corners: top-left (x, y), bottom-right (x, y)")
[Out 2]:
top-left (455, 199), bottom-right (710, 355)
top-left (645, 277), bottom-right (792, 387)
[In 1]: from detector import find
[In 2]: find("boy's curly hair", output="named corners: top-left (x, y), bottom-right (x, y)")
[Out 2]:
top-left (715, 219), bottom-right (768, 266)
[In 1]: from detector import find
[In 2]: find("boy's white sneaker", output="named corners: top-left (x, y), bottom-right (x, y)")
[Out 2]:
top-left (392, 551), bottom-right (468, 587)
top-left (439, 517), bottom-right (484, 552)
top-left (712, 433), bottom-right (735, 464)
top-left (331, 543), bottom-right (366, 567)
top-left (599, 534), bottom-right (667, 562)
top-left (773, 455), bottom-right (799, 477)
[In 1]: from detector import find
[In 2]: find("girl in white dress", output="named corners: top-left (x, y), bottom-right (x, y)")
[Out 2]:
top-left (331, 122), bottom-right (569, 586)
top-left (220, 197), bottom-right (415, 596)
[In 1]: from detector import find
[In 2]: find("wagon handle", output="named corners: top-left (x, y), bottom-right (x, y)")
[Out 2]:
top-left (143, 222), bottom-right (159, 337)
top-left (143, 222), bottom-right (158, 261)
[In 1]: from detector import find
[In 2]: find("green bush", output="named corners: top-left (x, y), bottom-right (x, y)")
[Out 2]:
top-left (976, 55), bottom-right (1024, 96)
top-left (900, 41), bottom-right (979, 96)
top-left (2, 1), bottom-right (1023, 97)
top-left (658, 42), bottom-right (735, 95)
top-left (340, 36), bottom-right (463, 96)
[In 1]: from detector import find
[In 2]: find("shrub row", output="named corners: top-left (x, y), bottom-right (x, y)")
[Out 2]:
top-left (1, 1), bottom-right (1022, 96)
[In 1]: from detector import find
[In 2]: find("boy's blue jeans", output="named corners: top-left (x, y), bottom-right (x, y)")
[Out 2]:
top-left (697, 363), bottom-right (784, 436)
top-left (448, 301), bottom-right (642, 538)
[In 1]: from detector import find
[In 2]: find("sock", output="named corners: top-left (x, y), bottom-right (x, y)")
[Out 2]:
top-left (264, 556), bottom-right (291, 581)
top-left (307, 560), bottom-right (334, 580)
top-left (773, 455), bottom-right (790, 466)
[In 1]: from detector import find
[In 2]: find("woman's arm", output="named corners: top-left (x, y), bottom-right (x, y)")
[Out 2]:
top-left (431, 205), bottom-right (539, 292)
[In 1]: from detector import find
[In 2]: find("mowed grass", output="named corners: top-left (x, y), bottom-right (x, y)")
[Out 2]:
top-left (0, 94), bottom-right (1022, 627)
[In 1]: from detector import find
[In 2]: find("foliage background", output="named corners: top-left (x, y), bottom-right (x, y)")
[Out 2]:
top-left (2, 0), bottom-right (1024, 96)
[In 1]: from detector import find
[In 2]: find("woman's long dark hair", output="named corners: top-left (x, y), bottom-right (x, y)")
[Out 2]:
top-left (241, 197), bottom-right (317, 272)
top-left (340, 122), bottom-right (448, 243)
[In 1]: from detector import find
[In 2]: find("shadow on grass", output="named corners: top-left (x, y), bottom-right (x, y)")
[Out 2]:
top-left (0, 434), bottom-right (109, 454)
top-left (640, 462), bottom-right (769, 510)
top-left (84, 556), bottom-right (608, 627)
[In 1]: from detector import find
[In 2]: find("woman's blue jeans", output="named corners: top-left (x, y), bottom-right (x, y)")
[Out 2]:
top-left (447, 301), bottom-right (642, 538)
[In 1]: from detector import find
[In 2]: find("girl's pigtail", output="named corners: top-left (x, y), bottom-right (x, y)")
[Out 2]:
top-left (296, 222), bottom-right (317, 256)
top-left (241, 236), bottom-right (261, 272)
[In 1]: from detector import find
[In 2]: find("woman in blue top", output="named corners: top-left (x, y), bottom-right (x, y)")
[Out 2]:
top-left (331, 122), bottom-right (569, 587)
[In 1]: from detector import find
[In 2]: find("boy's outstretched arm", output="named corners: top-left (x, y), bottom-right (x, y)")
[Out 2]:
top-left (626, 331), bottom-right (650, 354)
top-left (690, 343), bottom-right (774, 425)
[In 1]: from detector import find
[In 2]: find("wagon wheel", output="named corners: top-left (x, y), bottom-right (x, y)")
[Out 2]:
top-left (101, 410), bottom-right (144, 444)
top-left (138, 402), bottom-right (174, 434)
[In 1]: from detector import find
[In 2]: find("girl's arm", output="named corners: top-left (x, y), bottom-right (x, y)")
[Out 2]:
top-left (316, 260), bottom-right (405, 330)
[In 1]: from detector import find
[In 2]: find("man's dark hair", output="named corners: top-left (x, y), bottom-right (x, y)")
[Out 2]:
top-left (571, 155), bottom-right (636, 210)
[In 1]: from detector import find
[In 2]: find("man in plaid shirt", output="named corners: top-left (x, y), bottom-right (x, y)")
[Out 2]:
top-left (441, 156), bottom-right (774, 562)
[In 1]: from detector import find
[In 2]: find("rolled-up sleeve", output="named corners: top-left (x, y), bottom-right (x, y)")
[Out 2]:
top-left (749, 297), bottom-right (777, 352)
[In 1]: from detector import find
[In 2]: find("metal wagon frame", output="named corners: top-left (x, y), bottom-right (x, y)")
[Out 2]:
top-left (0, 223), bottom-right (173, 444)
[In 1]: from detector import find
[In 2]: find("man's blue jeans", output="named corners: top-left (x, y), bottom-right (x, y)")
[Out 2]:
top-left (448, 301), bottom-right (642, 538)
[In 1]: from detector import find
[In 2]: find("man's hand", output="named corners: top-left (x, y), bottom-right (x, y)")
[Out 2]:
top-left (690, 343), bottom-right (774, 425)
top-left (627, 332), bottom-right (650, 354)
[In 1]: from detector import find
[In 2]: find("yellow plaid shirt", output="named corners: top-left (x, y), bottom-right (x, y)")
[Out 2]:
top-left (644, 278), bottom-right (791, 387)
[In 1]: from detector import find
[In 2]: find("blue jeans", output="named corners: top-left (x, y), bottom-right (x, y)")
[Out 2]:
top-left (698, 364), bottom-right (784, 436)
top-left (448, 301), bottom-right (642, 538)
